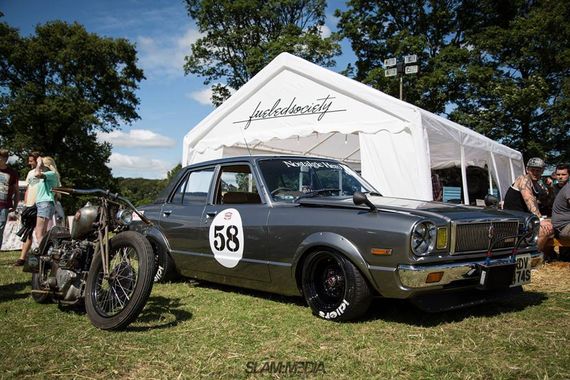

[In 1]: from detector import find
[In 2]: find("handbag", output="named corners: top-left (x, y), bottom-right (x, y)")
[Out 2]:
top-left (16, 205), bottom-right (37, 241)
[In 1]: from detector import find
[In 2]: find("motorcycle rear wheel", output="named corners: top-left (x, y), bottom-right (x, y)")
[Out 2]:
top-left (30, 235), bottom-right (63, 304)
top-left (85, 231), bottom-right (154, 330)
top-left (31, 265), bottom-right (52, 303)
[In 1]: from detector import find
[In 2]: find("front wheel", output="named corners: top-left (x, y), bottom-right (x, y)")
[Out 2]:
top-left (301, 250), bottom-right (372, 321)
top-left (85, 231), bottom-right (154, 330)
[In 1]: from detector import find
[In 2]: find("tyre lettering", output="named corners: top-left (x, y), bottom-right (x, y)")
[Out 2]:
top-left (318, 299), bottom-right (350, 319)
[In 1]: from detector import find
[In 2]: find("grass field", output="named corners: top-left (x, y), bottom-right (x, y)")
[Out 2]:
top-left (1, 250), bottom-right (569, 379)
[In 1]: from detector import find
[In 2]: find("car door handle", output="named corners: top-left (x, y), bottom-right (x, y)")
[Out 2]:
top-left (206, 211), bottom-right (217, 218)
top-left (162, 209), bottom-right (172, 216)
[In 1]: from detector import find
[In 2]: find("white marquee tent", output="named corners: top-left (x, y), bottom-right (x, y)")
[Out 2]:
top-left (182, 53), bottom-right (523, 203)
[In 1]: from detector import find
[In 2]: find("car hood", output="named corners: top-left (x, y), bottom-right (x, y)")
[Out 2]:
top-left (296, 195), bottom-right (526, 222)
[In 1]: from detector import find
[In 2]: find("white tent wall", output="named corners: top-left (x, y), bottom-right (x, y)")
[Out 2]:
top-left (183, 52), bottom-right (523, 203)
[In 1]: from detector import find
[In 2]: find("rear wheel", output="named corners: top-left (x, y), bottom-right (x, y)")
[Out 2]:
top-left (31, 261), bottom-right (52, 303)
top-left (301, 250), bottom-right (371, 321)
top-left (85, 231), bottom-right (154, 330)
top-left (30, 236), bottom-right (61, 303)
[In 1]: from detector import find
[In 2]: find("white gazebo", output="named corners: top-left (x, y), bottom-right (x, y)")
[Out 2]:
top-left (183, 53), bottom-right (523, 203)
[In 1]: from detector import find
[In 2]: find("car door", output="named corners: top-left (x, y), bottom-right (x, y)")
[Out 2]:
top-left (200, 163), bottom-right (271, 282)
top-left (159, 166), bottom-right (214, 268)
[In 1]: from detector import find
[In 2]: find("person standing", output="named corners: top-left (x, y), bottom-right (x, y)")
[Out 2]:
top-left (552, 163), bottom-right (569, 199)
top-left (14, 151), bottom-right (41, 266)
top-left (32, 156), bottom-right (61, 247)
top-left (552, 182), bottom-right (570, 239)
top-left (503, 157), bottom-right (553, 251)
top-left (0, 149), bottom-right (19, 250)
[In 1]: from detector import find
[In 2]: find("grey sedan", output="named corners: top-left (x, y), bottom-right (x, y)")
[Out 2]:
top-left (133, 156), bottom-right (542, 321)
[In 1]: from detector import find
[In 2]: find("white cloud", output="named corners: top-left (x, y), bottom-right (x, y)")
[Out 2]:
top-left (186, 84), bottom-right (236, 106)
top-left (109, 153), bottom-right (174, 179)
top-left (186, 87), bottom-right (213, 105)
top-left (319, 24), bottom-right (332, 38)
top-left (137, 27), bottom-right (202, 78)
top-left (98, 129), bottom-right (176, 148)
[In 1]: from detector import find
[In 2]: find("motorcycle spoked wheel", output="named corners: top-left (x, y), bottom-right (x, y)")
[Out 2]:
top-left (85, 231), bottom-right (154, 330)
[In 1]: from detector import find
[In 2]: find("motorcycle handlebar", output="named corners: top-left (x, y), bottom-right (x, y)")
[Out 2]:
top-left (52, 187), bottom-right (153, 225)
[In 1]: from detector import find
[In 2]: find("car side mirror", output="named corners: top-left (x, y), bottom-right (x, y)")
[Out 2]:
top-left (484, 194), bottom-right (499, 208)
top-left (353, 191), bottom-right (377, 212)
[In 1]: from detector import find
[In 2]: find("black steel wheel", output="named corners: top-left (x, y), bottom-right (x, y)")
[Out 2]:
top-left (301, 250), bottom-right (371, 321)
top-left (85, 231), bottom-right (154, 330)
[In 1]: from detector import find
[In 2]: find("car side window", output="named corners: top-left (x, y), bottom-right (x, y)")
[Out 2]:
top-left (170, 168), bottom-right (214, 205)
top-left (214, 164), bottom-right (261, 205)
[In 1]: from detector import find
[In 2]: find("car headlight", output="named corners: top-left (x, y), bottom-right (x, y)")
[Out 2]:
top-left (524, 216), bottom-right (540, 246)
top-left (411, 221), bottom-right (437, 256)
top-left (116, 209), bottom-right (133, 225)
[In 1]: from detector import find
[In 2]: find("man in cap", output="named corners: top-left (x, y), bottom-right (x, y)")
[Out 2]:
top-left (503, 157), bottom-right (553, 251)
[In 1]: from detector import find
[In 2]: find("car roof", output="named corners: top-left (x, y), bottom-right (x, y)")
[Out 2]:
top-left (183, 155), bottom-right (341, 169)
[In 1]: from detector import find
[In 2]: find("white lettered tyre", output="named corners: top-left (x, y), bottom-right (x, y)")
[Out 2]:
top-left (301, 250), bottom-right (372, 321)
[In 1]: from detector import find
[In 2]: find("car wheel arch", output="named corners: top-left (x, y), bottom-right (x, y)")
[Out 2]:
top-left (293, 232), bottom-right (379, 295)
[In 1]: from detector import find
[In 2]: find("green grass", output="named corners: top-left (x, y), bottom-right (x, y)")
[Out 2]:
top-left (1, 250), bottom-right (569, 379)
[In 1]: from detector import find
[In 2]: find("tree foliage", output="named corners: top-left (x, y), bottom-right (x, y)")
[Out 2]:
top-left (184, 0), bottom-right (341, 106)
top-left (0, 21), bottom-right (145, 195)
top-left (336, 0), bottom-right (569, 162)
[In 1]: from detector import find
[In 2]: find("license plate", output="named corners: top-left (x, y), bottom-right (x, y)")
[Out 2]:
top-left (511, 253), bottom-right (532, 287)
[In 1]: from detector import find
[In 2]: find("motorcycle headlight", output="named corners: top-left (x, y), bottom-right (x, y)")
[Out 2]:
top-left (411, 221), bottom-right (437, 256)
top-left (524, 216), bottom-right (540, 246)
top-left (116, 209), bottom-right (133, 225)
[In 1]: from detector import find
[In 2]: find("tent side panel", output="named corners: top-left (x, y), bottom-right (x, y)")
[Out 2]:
top-left (359, 130), bottom-right (431, 200)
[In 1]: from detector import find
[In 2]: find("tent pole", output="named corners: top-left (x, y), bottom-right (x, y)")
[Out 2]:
top-left (490, 152), bottom-right (501, 200)
top-left (460, 144), bottom-right (470, 205)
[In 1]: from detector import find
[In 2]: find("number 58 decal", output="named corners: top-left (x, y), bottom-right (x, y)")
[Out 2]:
top-left (208, 208), bottom-right (244, 268)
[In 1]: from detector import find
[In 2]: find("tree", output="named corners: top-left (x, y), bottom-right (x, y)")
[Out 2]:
top-left (0, 21), bottom-right (145, 195)
top-left (335, 0), bottom-right (483, 114)
top-left (184, 0), bottom-right (341, 106)
top-left (450, 0), bottom-right (570, 162)
top-left (336, 0), bottom-right (570, 162)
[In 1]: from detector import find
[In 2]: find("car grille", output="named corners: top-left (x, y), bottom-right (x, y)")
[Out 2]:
top-left (452, 220), bottom-right (520, 254)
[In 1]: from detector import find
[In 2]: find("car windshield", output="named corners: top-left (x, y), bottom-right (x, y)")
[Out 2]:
top-left (258, 158), bottom-right (376, 203)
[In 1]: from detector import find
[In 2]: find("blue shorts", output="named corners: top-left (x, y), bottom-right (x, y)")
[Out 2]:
top-left (36, 201), bottom-right (55, 219)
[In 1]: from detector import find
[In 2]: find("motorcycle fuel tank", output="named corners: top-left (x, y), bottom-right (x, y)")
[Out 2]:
top-left (71, 204), bottom-right (98, 239)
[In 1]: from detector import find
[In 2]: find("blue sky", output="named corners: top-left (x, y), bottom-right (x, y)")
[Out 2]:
top-left (1, 0), bottom-right (354, 179)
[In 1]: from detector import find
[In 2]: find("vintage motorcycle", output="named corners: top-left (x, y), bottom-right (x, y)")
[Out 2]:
top-left (24, 188), bottom-right (155, 330)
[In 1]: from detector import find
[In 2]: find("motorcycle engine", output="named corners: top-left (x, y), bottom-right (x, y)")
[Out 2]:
top-left (45, 240), bottom-right (90, 303)
top-left (55, 268), bottom-right (83, 302)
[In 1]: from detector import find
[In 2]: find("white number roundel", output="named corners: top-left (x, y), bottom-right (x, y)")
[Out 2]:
top-left (208, 208), bottom-right (244, 268)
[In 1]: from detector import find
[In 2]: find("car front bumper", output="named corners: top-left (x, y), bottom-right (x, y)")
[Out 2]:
top-left (397, 251), bottom-right (543, 289)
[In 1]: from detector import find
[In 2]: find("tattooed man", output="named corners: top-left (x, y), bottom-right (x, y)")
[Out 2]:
top-left (503, 157), bottom-right (554, 251)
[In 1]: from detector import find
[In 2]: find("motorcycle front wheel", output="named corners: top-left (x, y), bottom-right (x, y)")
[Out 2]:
top-left (85, 231), bottom-right (154, 330)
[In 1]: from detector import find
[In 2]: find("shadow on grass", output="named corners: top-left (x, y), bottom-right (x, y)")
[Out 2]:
top-left (364, 290), bottom-right (548, 326)
top-left (54, 295), bottom-right (193, 331)
top-left (191, 279), bottom-right (307, 307)
top-left (0, 281), bottom-right (30, 303)
top-left (182, 279), bottom-right (548, 326)
top-left (127, 295), bottom-right (193, 331)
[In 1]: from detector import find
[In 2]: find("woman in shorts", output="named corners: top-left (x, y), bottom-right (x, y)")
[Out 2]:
top-left (33, 156), bottom-right (61, 246)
